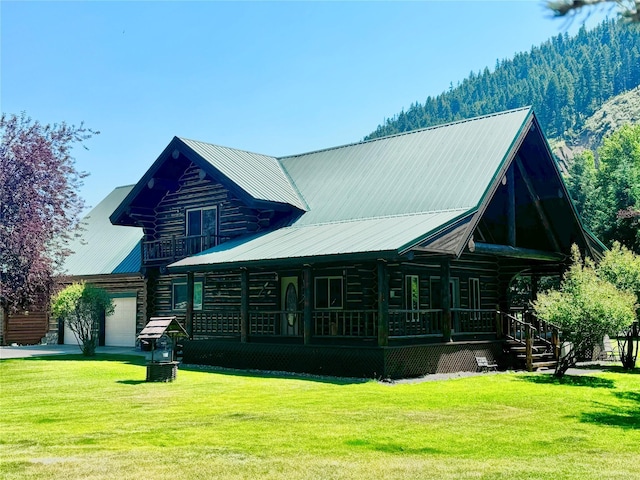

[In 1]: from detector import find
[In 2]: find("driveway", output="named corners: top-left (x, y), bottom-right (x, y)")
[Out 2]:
top-left (0, 344), bottom-right (150, 360)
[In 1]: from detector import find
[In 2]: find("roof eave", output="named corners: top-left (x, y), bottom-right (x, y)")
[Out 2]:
top-left (167, 250), bottom-right (401, 274)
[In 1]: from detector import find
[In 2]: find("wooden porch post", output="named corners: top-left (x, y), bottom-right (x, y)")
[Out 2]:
top-left (186, 272), bottom-right (194, 339)
top-left (377, 260), bottom-right (389, 347)
top-left (525, 324), bottom-right (533, 372)
top-left (507, 166), bottom-right (516, 247)
top-left (240, 269), bottom-right (249, 343)
top-left (303, 266), bottom-right (312, 345)
top-left (441, 258), bottom-right (452, 342)
top-left (531, 274), bottom-right (539, 302)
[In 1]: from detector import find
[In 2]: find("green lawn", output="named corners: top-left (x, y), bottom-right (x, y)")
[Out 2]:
top-left (1, 355), bottom-right (639, 480)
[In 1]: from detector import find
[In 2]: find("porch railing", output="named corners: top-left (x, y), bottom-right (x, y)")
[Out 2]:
top-left (249, 310), bottom-right (302, 336)
top-left (192, 311), bottom-right (241, 337)
top-left (313, 310), bottom-right (378, 337)
top-left (191, 308), bottom-right (512, 340)
top-left (142, 234), bottom-right (227, 264)
top-left (389, 309), bottom-right (442, 337)
top-left (453, 308), bottom-right (496, 333)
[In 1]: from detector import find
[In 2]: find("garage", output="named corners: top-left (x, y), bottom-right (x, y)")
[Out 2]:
top-left (64, 295), bottom-right (137, 347)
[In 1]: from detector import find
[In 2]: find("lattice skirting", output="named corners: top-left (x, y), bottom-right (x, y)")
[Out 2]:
top-left (182, 340), bottom-right (503, 379)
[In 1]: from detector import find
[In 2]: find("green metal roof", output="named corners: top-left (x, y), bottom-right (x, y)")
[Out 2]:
top-left (179, 137), bottom-right (308, 210)
top-left (169, 107), bottom-right (533, 270)
top-left (170, 209), bottom-right (470, 271)
top-left (60, 186), bottom-right (143, 276)
top-left (280, 107), bottom-right (532, 226)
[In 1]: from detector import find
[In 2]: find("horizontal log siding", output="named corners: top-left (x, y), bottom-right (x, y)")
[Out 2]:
top-left (144, 164), bottom-right (290, 261)
top-left (452, 254), bottom-right (500, 310)
top-left (389, 261), bottom-right (441, 311)
top-left (388, 255), bottom-right (499, 331)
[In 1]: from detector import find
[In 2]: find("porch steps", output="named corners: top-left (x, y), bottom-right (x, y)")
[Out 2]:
top-left (503, 339), bottom-right (558, 371)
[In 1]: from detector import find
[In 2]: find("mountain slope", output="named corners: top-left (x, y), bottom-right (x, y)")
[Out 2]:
top-left (553, 86), bottom-right (640, 166)
top-left (365, 19), bottom-right (640, 143)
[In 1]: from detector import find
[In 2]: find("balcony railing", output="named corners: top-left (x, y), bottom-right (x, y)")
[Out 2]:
top-left (142, 234), bottom-right (227, 264)
top-left (389, 309), bottom-right (442, 337)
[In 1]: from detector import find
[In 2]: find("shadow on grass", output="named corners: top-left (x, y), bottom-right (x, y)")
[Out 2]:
top-left (517, 374), bottom-right (616, 389)
top-left (573, 364), bottom-right (640, 375)
top-left (116, 379), bottom-right (147, 385)
top-left (178, 363), bottom-right (371, 385)
top-left (580, 391), bottom-right (640, 429)
top-left (8, 354), bottom-right (147, 367)
top-left (345, 438), bottom-right (439, 455)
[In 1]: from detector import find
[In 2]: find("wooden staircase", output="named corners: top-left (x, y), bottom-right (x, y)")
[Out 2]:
top-left (500, 311), bottom-right (559, 372)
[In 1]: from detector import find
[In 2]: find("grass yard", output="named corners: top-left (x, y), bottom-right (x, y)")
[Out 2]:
top-left (1, 355), bottom-right (639, 480)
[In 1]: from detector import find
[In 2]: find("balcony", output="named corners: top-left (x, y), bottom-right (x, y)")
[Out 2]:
top-left (142, 234), bottom-right (227, 264)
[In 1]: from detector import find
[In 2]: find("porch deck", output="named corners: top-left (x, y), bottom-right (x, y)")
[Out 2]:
top-left (181, 308), bottom-right (557, 378)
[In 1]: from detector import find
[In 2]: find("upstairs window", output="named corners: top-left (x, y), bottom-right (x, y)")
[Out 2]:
top-left (186, 206), bottom-right (218, 253)
top-left (315, 276), bottom-right (343, 309)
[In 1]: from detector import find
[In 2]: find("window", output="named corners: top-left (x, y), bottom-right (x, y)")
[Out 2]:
top-left (405, 275), bottom-right (420, 319)
top-left (315, 276), bottom-right (343, 309)
top-left (172, 281), bottom-right (203, 311)
top-left (469, 278), bottom-right (481, 310)
top-left (186, 206), bottom-right (218, 252)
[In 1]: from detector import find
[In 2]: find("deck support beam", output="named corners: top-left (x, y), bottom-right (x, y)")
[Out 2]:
top-left (441, 258), bottom-right (452, 342)
top-left (186, 272), bottom-right (194, 339)
top-left (303, 267), bottom-right (312, 345)
top-left (240, 269), bottom-right (249, 343)
top-left (377, 260), bottom-right (389, 347)
top-left (472, 243), bottom-right (565, 261)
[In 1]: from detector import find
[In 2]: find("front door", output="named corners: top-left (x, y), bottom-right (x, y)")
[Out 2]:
top-left (281, 276), bottom-right (299, 336)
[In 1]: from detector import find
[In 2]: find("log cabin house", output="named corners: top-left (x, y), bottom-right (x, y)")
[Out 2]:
top-left (109, 107), bottom-right (604, 378)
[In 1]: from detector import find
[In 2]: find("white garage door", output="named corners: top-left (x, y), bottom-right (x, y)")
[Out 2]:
top-left (105, 296), bottom-right (137, 347)
top-left (63, 322), bottom-right (81, 346)
top-left (63, 295), bottom-right (136, 347)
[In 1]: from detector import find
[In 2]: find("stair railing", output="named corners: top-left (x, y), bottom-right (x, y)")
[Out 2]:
top-left (499, 310), bottom-right (560, 372)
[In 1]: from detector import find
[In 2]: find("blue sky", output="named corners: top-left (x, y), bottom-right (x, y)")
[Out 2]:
top-left (1, 1), bottom-right (610, 211)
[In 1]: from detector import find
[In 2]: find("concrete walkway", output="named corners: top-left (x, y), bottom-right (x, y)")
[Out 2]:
top-left (0, 344), bottom-right (150, 360)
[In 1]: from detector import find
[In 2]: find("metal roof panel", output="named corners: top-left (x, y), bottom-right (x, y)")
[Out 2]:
top-left (280, 107), bottom-right (531, 226)
top-left (169, 209), bottom-right (470, 269)
top-left (59, 186), bottom-right (143, 276)
top-left (179, 138), bottom-right (307, 210)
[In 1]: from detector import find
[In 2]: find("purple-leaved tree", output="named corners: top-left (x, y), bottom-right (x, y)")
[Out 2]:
top-left (0, 113), bottom-right (96, 325)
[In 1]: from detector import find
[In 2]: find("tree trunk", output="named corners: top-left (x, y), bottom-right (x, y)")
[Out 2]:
top-left (618, 323), bottom-right (639, 370)
top-left (554, 345), bottom-right (576, 378)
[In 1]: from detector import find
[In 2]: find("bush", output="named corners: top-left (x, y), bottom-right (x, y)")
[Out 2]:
top-left (534, 245), bottom-right (636, 377)
top-left (51, 282), bottom-right (114, 356)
